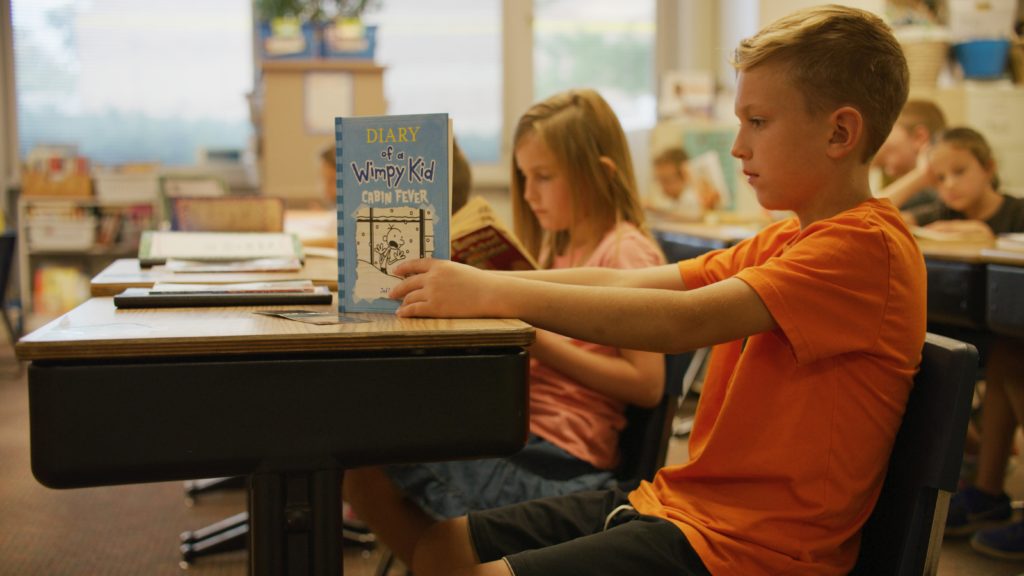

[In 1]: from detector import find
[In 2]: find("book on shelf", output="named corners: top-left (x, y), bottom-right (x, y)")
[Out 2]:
top-left (995, 233), bottom-right (1024, 252)
top-left (113, 280), bottom-right (331, 308)
top-left (137, 231), bottom-right (305, 267)
top-left (451, 196), bottom-right (537, 270)
top-left (335, 112), bottom-right (451, 312)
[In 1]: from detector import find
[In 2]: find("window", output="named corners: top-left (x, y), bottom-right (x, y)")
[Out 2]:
top-left (12, 0), bottom-right (253, 167)
top-left (533, 0), bottom-right (656, 132)
top-left (364, 0), bottom-right (501, 164)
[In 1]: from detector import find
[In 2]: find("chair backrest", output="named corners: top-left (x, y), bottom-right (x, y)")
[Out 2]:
top-left (616, 352), bottom-right (693, 487)
top-left (169, 196), bottom-right (285, 232)
top-left (851, 332), bottom-right (978, 576)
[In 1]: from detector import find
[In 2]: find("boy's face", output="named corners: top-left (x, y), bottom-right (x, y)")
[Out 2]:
top-left (930, 142), bottom-right (994, 214)
top-left (873, 123), bottom-right (920, 179)
top-left (654, 161), bottom-right (687, 199)
top-left (731, 62), bottom-right (833, 214)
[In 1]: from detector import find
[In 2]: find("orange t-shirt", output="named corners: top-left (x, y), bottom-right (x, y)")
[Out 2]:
top-left (629, 199), bottom-right (927, 575)
top-left (530, 222), bottom-right (665, 470)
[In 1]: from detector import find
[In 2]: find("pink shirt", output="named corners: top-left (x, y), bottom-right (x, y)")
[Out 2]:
top-left (529, 222), bottom-right (665, 470)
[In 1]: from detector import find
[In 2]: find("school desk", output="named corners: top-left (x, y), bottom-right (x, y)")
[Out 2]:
top-left (916, 240), bottom-right (990, 330)
top-left (16, 299), bottom-right (533, 576)
top-left (981, 248), bottom-right (1024, 338)
top-left (89, 256), bottom-right (338, 297)
top-left (650, 220), bottom-right (759, 262)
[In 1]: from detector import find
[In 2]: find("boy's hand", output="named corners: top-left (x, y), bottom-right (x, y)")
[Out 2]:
top-left (389, 258), bottom-right (506, 318)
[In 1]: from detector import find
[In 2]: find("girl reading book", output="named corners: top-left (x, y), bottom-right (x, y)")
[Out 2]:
top-left (342, 89), bottom-right (666, 566)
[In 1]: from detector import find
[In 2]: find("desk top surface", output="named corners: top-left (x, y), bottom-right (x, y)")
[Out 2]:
top-left (16, 297), bottom-right (534, 361)
top-left (91, 257), bottom-right (339, 296)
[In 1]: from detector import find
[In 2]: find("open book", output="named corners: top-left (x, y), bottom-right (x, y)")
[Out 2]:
top-left (995, 233), bottom-right (1024, 252)
top-left (451, 196), bottom-right (538, 270)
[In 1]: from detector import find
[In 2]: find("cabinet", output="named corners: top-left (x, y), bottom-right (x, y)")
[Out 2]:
top-left (259, 59), bottom-right (386, 202)
top-left (17, 196), bottom-right (156, 319)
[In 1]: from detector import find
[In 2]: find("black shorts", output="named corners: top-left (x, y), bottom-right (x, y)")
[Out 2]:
top-left (468, 487), bottom-right (711, 576)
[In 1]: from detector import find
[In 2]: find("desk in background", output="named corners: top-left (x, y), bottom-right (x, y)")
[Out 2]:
top-left (917, 240), bottom-right (990, 330)
top-left (981, 248), bottom-right (1024, 338)
top-left (650, 220), bottom-right (759, 262)
top-left (17, 299), bottom-right (533, 575)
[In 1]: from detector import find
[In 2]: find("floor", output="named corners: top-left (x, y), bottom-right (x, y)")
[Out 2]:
top-left (2, 342), bottom-right (1023, 575)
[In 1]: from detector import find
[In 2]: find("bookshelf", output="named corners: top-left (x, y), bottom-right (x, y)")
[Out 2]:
top-left (17, 196), bottom-right (156, 319)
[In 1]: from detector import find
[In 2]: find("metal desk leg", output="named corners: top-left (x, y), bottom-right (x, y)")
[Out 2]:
top-left (249, 469), bottom-right (343, 576)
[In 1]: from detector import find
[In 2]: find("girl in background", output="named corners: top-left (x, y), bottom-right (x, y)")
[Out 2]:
top-left (922, 128), bottom-right (1024, 561)
top-left (902, 127), bottom-right (1024, 237)
top-left (343, 89), bottom-right (666, 566)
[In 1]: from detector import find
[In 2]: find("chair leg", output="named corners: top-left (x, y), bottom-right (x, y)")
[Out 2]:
top-left (179, 512), bottom-right (249, 564)
top-left (374, 547), bottom-right (413, 576)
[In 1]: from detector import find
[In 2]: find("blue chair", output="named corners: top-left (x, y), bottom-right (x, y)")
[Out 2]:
top-left (851, 333), bottom-right (978, 575)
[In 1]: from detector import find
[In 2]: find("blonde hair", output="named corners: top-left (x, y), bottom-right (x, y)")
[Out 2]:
top-left (937, 127), bottom-right (1000, 191)
top-left (511, 89), bottom-right (651, 267)
top-left (654, 147), bottom-right (689, 167)
top-left (451, 138), bottom-right (472, 213)
top-left (898, 99), bottom-right (947, 141)
top-left (731, 4), bottom-right (909, 162)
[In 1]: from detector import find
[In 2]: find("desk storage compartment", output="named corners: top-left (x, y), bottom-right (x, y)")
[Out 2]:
top-left (654, 230), bottom-right (727, 262)
top-left (28, 350), bottom-right (529, 489)
top-left (926, 258), bottom-right (987, 329)
top-left (988, 264), bottom-right (1024, 338)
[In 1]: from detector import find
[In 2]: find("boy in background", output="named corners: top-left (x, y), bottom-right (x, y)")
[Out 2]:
top-left (647, 147), bottom-right (721, 219)
top-left (389, 5), bottom-right (925, 575)
top-left (873, 98), bottom-right (947, 209)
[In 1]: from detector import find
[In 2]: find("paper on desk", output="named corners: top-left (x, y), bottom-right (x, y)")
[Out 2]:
top-left (150, 280), bottom-right (315, 294)
top-left (165, 257), bottom-right (303, 273)
top-left (253, 310), bottom-right (370, 325)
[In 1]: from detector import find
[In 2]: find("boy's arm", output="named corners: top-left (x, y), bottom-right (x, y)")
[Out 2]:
top-left (390, 259), bottom-right (776, 353)
top-left (879, 151), bottom-right (935, 209)
top-left (498, 263), bottom-right (686, 291)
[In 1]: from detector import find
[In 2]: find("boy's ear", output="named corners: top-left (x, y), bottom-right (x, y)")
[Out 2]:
top-left (826, 106), bottom-right (864, 160)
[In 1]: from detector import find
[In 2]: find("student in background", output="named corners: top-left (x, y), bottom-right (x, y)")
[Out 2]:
top-left (902, 127), bottom-right (1024, 237)
top-left (925, 128), bottom-right (1024, 560)
top-left (647, 146), bottom-right (721, 219)
top-left (342, 88), bottom-right (666, 567)
top-left (873, 99), bottom-right (946, 209)
top-left (390, 6), bottom-right (923, 575)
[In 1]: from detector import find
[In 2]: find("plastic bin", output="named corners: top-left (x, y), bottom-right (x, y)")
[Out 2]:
top-left (954, 39), bottom-right (1011, 79)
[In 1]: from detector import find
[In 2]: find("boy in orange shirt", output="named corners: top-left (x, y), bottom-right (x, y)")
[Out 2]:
top-left (389, 5), bottom-right (926, 575)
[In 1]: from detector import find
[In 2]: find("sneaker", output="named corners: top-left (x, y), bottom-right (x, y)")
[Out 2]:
top-left (971, 520), bottom-right (1024, 561)
top-left (945, 486), bottom-right (1013, 537)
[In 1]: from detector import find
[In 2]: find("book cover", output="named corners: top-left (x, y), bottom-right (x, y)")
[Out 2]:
top-left (336, 113), bottom-right (451, 312)
top-left (451, 196), bottom-right (537, 271)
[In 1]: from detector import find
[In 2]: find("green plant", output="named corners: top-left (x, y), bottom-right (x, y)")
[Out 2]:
top-left (255, 0), bottom-right (305, 21)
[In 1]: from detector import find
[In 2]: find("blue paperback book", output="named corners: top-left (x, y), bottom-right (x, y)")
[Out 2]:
top-left (335, 113), bottom-right (451, 312)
